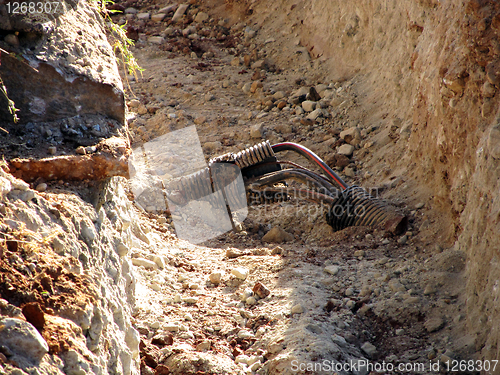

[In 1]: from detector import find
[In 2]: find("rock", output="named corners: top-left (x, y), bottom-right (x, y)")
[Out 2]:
top-left (251, 60), bottom-right (266, 69)
top-left (250, 81), bottom-right (263, 93)
top-left (152, 333), bottom-right (174, 347)
top-left (131, 258), bottom-right (158, 269)
top-left (482, 81), bottom-right (496, 98)
top-left (273, 91), bottom-right (285, 100)
top-left (238, 330), bottom-right (255, 339)
top-left (194, 12), bottom-right (209, 23)
top-left (262, 227), bottom-right (293, 243)
top-left (271, 246), bottom-right (283, 255)
top-left (337, 144), bottom-right (354, 156)
top-left (398, 235), bottom-right (408, 245)
top-left (235, 354), bottom-right (249, 364)
top-left (151, 13), bottom-right (166, 22)
top-left (35, 183), bottom-right (47, 192)
top-left (306, 86), bottom-right (321, 101)
top-left (291, 304), bottom-right (304, 314)
top-left (253, 282), bottom-right (271, 298)
top-left (423, 284), bottom-right (437, 295)
top-left (415, 202), bottom-right (425, 209)
top-left (0, 318), bottom-right (49, 362)
top-left (5, 34), bottom-right (19, 47)
top-left (306, 108), bottom-right (325, 120)
top-left (340, 127), bottom-right (361, 144)
top-left (250, 123), bottom-right (264, 138)
top-left (137, 12), bottom-right (151, 20)
top-left (209, 272), bottom-right (222, 284)
top-left (76, 146), bottom-right (86, 155)
top-left (231, 267), bottom-right (249, 280)
top-left (183, 296), bottom-right (199, 304)
top-left (424, 317), bottom-right (445, 332)
top-left (246, 297), bottom-right (257, 305)
top-left (159, 4), bottom-right (177, 13)
top-left (148, 36), bottom-right (165, 44)
top-left (486, 61), bottom-right (500, 85)
top-left (324, 265), bottom-right (339, 276)
top-left (388, 280), bottom-right (406, 293)
top-left (301, 100), bottom-right (317, 112)
top-left (276, 101), bottom-right (287, 110)
top-left (163, 324), bottom-right (179, 332)
top-left (361, 342), bottom-right (377, 357)
top-left (242, 82), bottom-right (252, 93)
top-left (268, 341), bottom-right (283, 354)
top-left (172, 4), bottom-right (189, 22)
top-left (244, 27), bottom-right (257, 39)
top-left (196, 340), bottom-right (211, 351)
top-left (48, 146), bottom-right (57, 155)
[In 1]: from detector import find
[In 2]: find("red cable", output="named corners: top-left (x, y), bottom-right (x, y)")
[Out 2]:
top-left (271, 142), bottom-right (349, 190)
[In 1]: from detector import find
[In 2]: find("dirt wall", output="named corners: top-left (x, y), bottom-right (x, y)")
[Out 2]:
top-left (229, 0), bottom-right (500, 363)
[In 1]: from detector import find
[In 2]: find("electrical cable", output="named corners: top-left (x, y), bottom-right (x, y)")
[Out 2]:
top-left (271, 142), bottom-right (348, 190)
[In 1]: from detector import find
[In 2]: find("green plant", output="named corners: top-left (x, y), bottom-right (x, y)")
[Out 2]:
top-left (93, 0), bottom-right (144, 82)
top-left (0, 49), bottom-right (19, 128)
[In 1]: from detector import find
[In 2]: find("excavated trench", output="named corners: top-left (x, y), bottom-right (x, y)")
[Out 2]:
top-left (0, 0), bottom-right (500, 374)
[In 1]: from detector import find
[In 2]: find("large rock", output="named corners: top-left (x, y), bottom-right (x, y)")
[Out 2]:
top-left (0, 0), bottom-right (124, 124)
top-left (0, 318), bottom-right (49, 362)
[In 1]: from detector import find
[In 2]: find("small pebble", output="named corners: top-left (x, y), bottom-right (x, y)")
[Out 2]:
top-left (324, 265), bottom-right (339, 276)
top-left (231, 267), bottom-right (249, 280)
top-left (209, 272), bottom-right (222, 284)
top-left (398, 235), bottom-right (408, 245)
top-left (35, 183), bottom-right (47, 192)
top-left (252, 282), bottom-right (270, 298)
top-left (246, 297), bottom-right (256, 305)
top-left (291, 304), bottom-right (304, 314)
top-left (361, 342), bottom-right (377, 357)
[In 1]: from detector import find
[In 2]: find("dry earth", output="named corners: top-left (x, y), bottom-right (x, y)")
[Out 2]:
top-left (111, 1), bottom-right (476, 374)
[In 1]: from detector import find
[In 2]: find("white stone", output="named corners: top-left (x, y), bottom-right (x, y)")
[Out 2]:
top-left (148, 36), bottom-right (165, 44)
top-left (172, 4), bottom-right (189, 22)
top-left (301, 100), bottom-right (316, 112)
top-left (291, 304), bottom-right (304, 314)
top-left (137, 12), bottom-right (150, 20)
top-left (337, 144), bottom-right (354, 156)
top-left (231, 267), bottom-right (249, 280)
top-left (324, 265), bottom-right (339, 276)
top-left (194, 12), bottom-right (209, 23)
top-left (163, 324), bottom-right (179, 332)
top-left (209, 272), bottom-right (222, 284)
top-left (151, 13), bottom-right (166, 22)
top-left (306, 108), bottom-right (325, 120)
top-left (250, 123), bottom-right (264, 138)
top-left (238, 330), bottom-right (255, 339)
top-left (131, 258), bottom-right (158, 269)
top-left (183, 296), bottom-right (199, 304)
top-left (235, 354), bottom-right (249, 364)
top-left (246, 297), bottom-right (257, 305)
top-left (0, 318), bottom-right (49, 362)
top-left (196, 340), bottom-right (211, 351)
